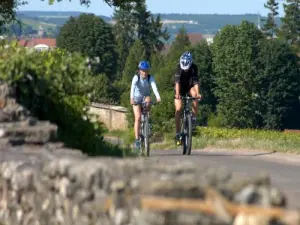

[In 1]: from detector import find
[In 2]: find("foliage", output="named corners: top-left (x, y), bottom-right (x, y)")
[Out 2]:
top-left (56, 13), bottom-right (118, 80)
top-left (113, 4), bottom-right (136, 79)
top-left (261, 0), bottom-right (279, 38)
top-left (121, 39), bottom-right (146, 88)
top-left (257, 39), bottom-right (300, 130)
top-left (211, 21), bottom-right (264, 129)
top-left (279, 0), bottom-right (300, 50)
top-left (0, 41), bottom-right (128, 157)
top-left (190, 41), bottom-right (216, 125)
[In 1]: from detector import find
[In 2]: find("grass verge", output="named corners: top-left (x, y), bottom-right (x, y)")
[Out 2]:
top-left (105, 126), bottom-right (300, 154)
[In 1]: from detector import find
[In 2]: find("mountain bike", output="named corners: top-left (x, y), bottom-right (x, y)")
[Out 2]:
top-left (178, 94), bottom-right (201, 155)
top-left (133, 100), bottom-right (156, 157)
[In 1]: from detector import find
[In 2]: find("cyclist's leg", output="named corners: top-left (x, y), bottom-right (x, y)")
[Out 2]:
top-left (133, 98), bottom-right (142, 148)
top-left (174, 91), bottom-right (182, 135)
top-left (189, 86), bottom-right (198, 127)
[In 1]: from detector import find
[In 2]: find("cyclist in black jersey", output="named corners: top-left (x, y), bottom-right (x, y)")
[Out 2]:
top-left (174, 51), bottom-right (202, 144)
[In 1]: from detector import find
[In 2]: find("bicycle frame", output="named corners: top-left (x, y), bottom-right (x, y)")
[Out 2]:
top-left (133, 100), bottom-right (156, 156)
top-left (179, 94), bottom-right (200, 155)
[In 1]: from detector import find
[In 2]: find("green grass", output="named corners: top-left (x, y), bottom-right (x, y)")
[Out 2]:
top-left (105, 126), bottom-right (300, 154)
top-left (153, 127), bottom-right (300, 154)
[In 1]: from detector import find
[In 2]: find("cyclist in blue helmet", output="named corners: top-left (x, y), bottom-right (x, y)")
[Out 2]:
top-left (174, 51), bottom-right (202, 145)
top-left (130, 60), bottom-right (161, 150)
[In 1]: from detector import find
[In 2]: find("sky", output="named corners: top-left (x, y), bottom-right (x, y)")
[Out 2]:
top-left (18, 0), bottom-right (285, 17)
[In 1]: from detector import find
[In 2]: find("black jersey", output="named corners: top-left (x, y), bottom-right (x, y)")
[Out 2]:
top-left (174, 63), bottom-right (199, 93)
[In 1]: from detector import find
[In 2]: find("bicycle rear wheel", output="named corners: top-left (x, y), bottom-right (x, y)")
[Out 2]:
top-left (144, 115), bottom-right (150, 156)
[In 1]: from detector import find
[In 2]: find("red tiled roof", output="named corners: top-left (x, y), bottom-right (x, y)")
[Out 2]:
top-left (18, 38), bottom-right (56, 48)
top-left (186, 33), bottom-right (204, 45)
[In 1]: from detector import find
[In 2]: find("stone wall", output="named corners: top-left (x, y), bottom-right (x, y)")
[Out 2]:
top-left (89, 103), bottom-right (128, 131)
top-left (0, 83), bottom-right (298, 225)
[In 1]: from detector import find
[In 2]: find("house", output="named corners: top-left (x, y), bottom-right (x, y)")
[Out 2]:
top-left (18, 38), bottom-right (56, 51)
top-left (161, 33), bottom-right (207, 55)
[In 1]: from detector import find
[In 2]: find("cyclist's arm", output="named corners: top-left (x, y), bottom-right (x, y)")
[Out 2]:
top-left (130, 75), bottom-right (138, 101)
top-left (149, 76), bottom-right (161, 100)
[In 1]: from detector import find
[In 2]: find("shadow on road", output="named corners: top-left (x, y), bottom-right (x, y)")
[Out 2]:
top-left (151, 150), bottom-right (277, 157)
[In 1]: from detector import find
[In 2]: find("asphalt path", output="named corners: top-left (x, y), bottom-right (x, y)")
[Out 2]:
top-left (149, 148), bottom-right (300, 209)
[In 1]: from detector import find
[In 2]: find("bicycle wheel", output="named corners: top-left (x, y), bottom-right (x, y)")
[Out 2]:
top-left (182, 115), bottom-right (187, 155)
top-left (144, 115), bottom-right (150, 156)
top-left (139, 120), bottom-right (145, 153)
top-left (186, 113), bottom-right (192, 155)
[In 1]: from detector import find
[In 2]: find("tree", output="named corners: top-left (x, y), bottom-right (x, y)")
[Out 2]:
top-left (211, 21), bottom-right (264, 128)
top-left (279, 0), bottom-right (300, 48)
top-left (155, 26), bottom-right (191, 91)
top-left (121, 39), bottom-right (145, 86)
top-left (257, 39), bottom-right (300, 130)
top-left (56, 13), bottom-right (118, 80)
top-left (0, 0), bottom-right (26, 27)
top-left (113, 0), bottom-right (169, 78)
top-left (48, 0), bottom-right (139, 7)
top-left (1, 0), bottom-right (139, 32)
top-left (113, 3), bottom-right (136, 79)
top-left (169, 26), bottom-right (191, 55)
top-left (132, 0), bottom-right (169, 59)
top-left (191, 41), bottom-right (217, 125)
top-left (262, 0), bottom-right (279, 38)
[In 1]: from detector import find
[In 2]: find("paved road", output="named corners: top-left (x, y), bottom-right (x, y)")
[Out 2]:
top-left (150, 148), bottom-right (300, 209)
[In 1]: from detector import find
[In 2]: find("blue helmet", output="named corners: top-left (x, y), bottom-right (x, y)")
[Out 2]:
top-left (138, 60), bottom-right (150, 70)
top-left (180, 51), bottom-right (193, 70)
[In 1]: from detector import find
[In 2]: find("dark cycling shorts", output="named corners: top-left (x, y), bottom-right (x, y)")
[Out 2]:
top-left (174, 85), bottom-right (193, 97)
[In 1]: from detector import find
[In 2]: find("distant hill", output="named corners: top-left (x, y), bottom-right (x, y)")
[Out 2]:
top-left (13, 11), bottom-right (283, 41)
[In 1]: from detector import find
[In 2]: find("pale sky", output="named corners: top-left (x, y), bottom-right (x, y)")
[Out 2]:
top-left (18, 0), bottom-right (285, 17)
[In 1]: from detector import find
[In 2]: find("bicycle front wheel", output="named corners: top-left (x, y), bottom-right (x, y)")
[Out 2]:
top-left (186, 114), bottom-right (192, 155)
top-left (144, 115), bottom-right (150, 157)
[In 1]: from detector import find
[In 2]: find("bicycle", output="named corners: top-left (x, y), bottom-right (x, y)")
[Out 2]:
top-left (133, 100), bottom-right (156, 157)
top-left (177, 94), bottom-right (201, 155)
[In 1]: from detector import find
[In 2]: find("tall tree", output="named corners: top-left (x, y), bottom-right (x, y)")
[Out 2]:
top-left (56, 13), bottom-right (118, 80)
top-left (113, 3), bottom-right (136, 79)
top-left (257, 39), bottom-right (300, 130)
top-left (191, 41), bottom-right (217, 125)
top-left (133, 0), bottom-right (169, 59)
top-left (279, 0), bottom-right (300, 48)
top-left (211, 21), bottom-right (264, 128)
top-left (121, 39), bottom-right (146, 85)
top-left (262, 0), bottom-right (279, 38)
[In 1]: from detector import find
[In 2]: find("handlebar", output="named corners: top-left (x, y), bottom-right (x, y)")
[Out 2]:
top-left (132, 101), bottom-right (158, 106)
top-left (176, 95), bottom-right (203, 102)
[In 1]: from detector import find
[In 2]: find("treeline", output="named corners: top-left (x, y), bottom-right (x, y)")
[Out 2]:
top-left (53, 0), bottom-right (300, 132)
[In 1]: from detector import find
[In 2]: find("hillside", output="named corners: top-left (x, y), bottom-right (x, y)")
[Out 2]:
top-left (8, 11), bottom-right (282, 41)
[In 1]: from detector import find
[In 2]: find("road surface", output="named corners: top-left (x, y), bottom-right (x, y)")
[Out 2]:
top-left (149, 148), bottom-right (300, 209)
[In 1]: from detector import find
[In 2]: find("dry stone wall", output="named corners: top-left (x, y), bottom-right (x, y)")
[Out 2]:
top-left (0, 82), bottom-right (297, 225)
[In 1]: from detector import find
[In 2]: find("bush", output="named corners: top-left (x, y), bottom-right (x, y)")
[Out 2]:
top-left (0, 41), bottom-right (128, 157)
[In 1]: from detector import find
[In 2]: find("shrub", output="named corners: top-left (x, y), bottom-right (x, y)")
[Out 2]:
top-left (0, 41), bottom-right (128, 157)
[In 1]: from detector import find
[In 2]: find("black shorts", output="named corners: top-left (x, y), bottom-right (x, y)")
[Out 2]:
top-left (174, 85), bottom-right (193, 97)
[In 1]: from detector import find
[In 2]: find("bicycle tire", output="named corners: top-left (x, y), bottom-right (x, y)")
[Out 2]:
top-left (139, 120), bottom-right (145, 152)
top-left (182, 115), bottom-right (187, 155)
top-left (186, 113), bottom-right (192, 155)
top-left (144, 115), bottom-right (150, 156)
